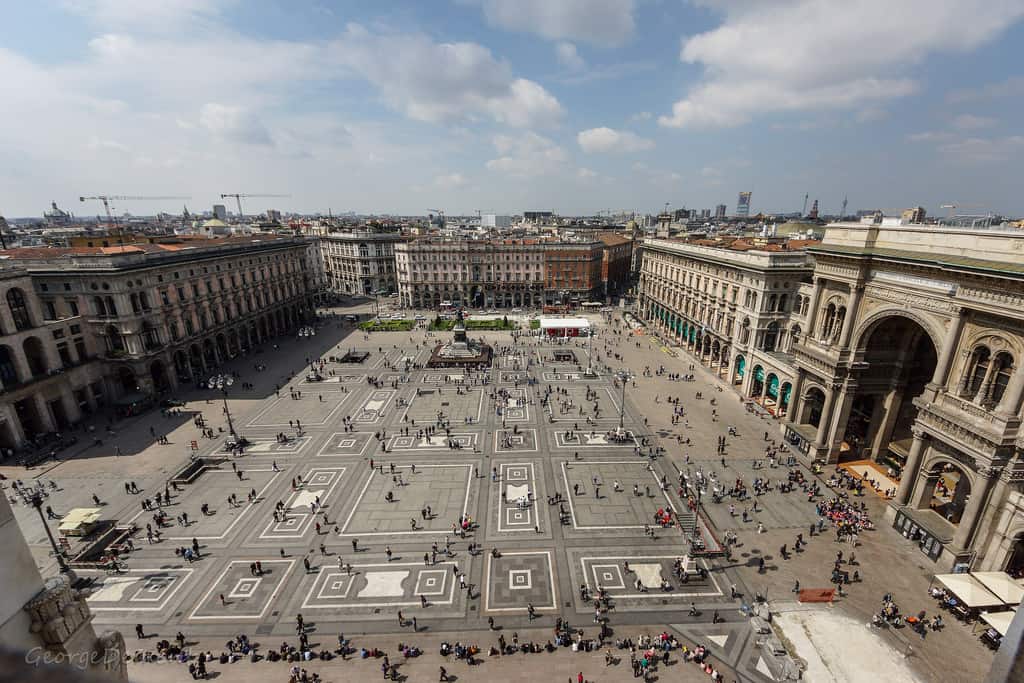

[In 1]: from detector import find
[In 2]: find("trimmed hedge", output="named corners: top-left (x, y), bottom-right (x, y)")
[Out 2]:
top-left (359, 319), bottom-right (416, 331)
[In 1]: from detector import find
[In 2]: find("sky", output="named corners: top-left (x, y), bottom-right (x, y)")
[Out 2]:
top-left (2, 0), bottom-right (1024, 219)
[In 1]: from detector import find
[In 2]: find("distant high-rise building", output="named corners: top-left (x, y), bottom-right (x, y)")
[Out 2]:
top-left (808, 200), bottom-right (819, 220)
top-left (212, 204), bottom-right (227, 220)
top-left (736, 192), bottom-right (752, 218)
top-left (524, 211), bottom-right (554, 224)
top-left (481, 214), bottom-right (512, 229)
top-left (901, 206), bottom-right (927, 223)
top-left (701, 209), bottom-right (711, 219)
top-left (715, 204), bottom-right (727, 219)
top-left (266, 209), bottom-right (282, 223)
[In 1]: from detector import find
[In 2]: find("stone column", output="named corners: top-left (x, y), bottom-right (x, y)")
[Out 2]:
top-left (785, 371), bottom-right (805, 424)
top-left (928, 307), bottom-right (965, 392)
top-left (996, 368), bottom-right (1024, 418)
top-left (868, 385), bottom-right (904, 458)
top-left (824, 380), bottom-right (858, 462)
top-left (33, 393), bottom-right (56, 433)
top-left (974, 361), bottom-right (1000, 405)
top-left (838, 285), bottom-right (864, 348)
top-left (814, 387), bottom-right (838, 448)
top-left (894, 429), bottom-right (927, 505)
top-left (804, 277), bottom-right (825, 340)
top-left (953, 469), bottom-right (997, 551)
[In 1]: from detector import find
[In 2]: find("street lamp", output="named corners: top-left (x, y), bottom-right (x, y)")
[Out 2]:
top-left (615, 369), bottom-right (633, 438)
top-left (30, 493), bottom-right (74, 577)
top-left (584, 323), bottom-right (597, 377)
top-left (207, 374), bottom-right (242, 444)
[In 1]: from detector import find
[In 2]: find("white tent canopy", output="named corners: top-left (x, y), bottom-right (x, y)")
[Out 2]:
top-left (934, 573), bottom-right (1004, 608)
top-left (58, 507), bottom-right (102, 535)
top-left (539, 317), bottom-right (590, 330)
top-left (980, 609), bottom-right (1017, 637)
top-left (973, 572), bottom-right (1024, 606)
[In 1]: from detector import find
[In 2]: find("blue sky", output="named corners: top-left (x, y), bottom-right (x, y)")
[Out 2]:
top-left (2, 0), bottom-right (1024, 218)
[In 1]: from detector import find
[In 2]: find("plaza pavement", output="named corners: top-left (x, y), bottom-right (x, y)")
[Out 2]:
top-left (0, 301), bottom-right (996, 682)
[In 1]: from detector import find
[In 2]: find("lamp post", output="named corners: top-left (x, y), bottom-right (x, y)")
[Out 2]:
top-left (615, 369), bottom-right (633, 438)
top-left (30, 493), bottom-right (73, 577)
top-left (207, 374), bottom-right (241, 443)
top-left (584, 323), bottom-right (596, 377)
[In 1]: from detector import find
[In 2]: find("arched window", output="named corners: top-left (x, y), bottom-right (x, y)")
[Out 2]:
top-left (93, 296), bottom-right (107, 317)
top-left (963, 346), bottom-right (991, 398)
top-left (22, 337), bottom-right (47, 376)
top-left (739, 318), bottom-right (751, 345)
top-left (821, 303), bottom-right (836, 340)
top-left (789, 324), bottom-right (802, 352)
top-left (762, 321), bottom-right (780, 352)
top-left (7, 288), bottom-right (31, 330)
top-left (989, 352), bottom-right (1014, 406)
top-left (105, 325), bottom-right (125, 353)
top-left (778, 293), bottom-right (788, 312)
top-left (833, 306), bottom-right (846, 341)
top-left (0, 345), bottom-right (19, 386)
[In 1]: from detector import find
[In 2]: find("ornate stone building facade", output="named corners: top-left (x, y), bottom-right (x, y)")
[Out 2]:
top-left (0, 235), bottom-right (313, 450)
top-left (0, 267), bottom-right (106, 451)
top-left (0, 494), bottom-right (125, 679)
top-left (638, 220), bottom-right (1024, 573)
top-left (396, 238), bottom-right (548, 309)
top-left (637, 237), bottom-right (815, 417)
top-left (394, 236), bottom-right (630, 310)
top-left (320, 230), bottom-right (403, 296)
top-left (783, 220), bottom-right (1024, 571)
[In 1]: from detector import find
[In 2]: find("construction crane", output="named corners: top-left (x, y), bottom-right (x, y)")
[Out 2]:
top-left (427, 208), bottom-right (445, 228)
top-left (79, 195), bottom-right (191, 224)
top-left (219, 193), bottom-right (291, 220)
top-left (940, 202), bottom-right (985, 218)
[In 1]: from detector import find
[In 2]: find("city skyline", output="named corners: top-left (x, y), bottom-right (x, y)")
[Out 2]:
top-left (2, 1), bottom-right (1024, 218)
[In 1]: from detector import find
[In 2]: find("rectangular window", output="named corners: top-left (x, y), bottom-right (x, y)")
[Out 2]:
top-left (66, 299), bottom-right (79, 316)
top-left (57, 343), bottom-right (72, 367)
top-left (74, 338), bottom-right (87, 361)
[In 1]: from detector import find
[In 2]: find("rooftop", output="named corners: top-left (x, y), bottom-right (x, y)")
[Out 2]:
top-left (812, 221), bottom-right (1024, 276)
top-left (0, 234), bottom-right (309, 272)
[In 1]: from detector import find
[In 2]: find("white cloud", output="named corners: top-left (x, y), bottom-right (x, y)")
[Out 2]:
top-left (199, 103), bottom-right (272, 146)
top-left (467, 0), bottom-right (636, 46)
top-left (577, 167), bottom-right (598, 178)
top-left (434, 172), bottom-right (468, 189)
top-left (952, 113), bottom-right (996, 129)
top-left (63, 0), bottom-right (232, 33)
top-left (577, 127), bottom-right (653, 153)
top-left (555, 42), bottom-right (585, 70)
top-left (86, 137), bottom-right (130, 153)
top-left (947, 76), bottom-right (1024, 103)
top-left (938, 135), bottom-right (1024, 163)
top-left (906, 131), bottom-right (952, 143)
top-left (329, 24), bottom-right (563, 128)
top-left (486, 132), bottom-right (567, 175)
top-left (660, 1), bottom-right (1024, 129)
